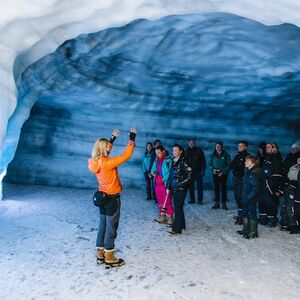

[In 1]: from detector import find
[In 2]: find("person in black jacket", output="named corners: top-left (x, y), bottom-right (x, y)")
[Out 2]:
top-left (279, 141), bottom-right (300, 231)
top-left (237, 155), bottom-right (263, 239)
top-left (230, 141), bottom-right (249, 224)
top-left (185, 139), bottom-right (206, 205)
top-left (261, 142), bottom-right (283, 227)
top-left (166, 144), bottom-right (192, 236)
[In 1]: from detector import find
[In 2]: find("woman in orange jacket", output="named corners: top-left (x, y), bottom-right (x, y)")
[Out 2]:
top-left (88, 128), bottom-right (137, 268)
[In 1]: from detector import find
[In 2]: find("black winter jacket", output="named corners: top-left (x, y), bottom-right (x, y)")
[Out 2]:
top-left (230, 150), bottom-right (249, 179)
top-left (167, 156), bottom-right (192, 191)
top-left (263, 152), bottom-right (283, 195)
top-left (185, 147), bottom-right (206, 172)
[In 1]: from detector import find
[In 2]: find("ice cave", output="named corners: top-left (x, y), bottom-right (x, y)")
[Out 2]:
top-left (0, 1), bottom-right (300, 299)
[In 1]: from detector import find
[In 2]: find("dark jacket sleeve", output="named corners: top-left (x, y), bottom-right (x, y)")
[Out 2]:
top-left (200, 149), bottom-right (206, 173)
top-left (270, 157), bottom-right (284, 194)
top-left (295, 171), bottom-right (300, 201)
top-left (176, 159), bottom-right (193, 189)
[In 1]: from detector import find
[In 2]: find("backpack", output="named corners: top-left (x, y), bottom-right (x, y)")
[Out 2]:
top-left (288, 165), bottom-right (300, 181)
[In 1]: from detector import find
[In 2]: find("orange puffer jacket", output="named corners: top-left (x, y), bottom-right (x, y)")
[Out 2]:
top-left (88, 143), bottom-right (135, 195)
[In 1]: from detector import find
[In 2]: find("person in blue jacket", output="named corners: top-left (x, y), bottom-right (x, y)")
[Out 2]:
top-left (237, 155), bottom-right (264, 239)
top-left (142, 142), bottom-right (155, 200)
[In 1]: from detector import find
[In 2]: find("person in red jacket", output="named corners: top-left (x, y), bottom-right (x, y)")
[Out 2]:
top-left (88, 128), bottom-right (137, 268)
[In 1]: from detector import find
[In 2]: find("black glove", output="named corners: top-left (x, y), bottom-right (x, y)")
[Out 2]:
top-left (129, 132), bottom-right (136, 141)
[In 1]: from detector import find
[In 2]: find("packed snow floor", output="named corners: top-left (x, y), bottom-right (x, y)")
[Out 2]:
top-left (1, 183), bottom-right (300, 300)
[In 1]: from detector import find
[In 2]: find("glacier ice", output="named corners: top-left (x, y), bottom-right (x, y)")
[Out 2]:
top-left (1, 0), bottom-right (300, 197)
top-left (2, 13), bottom-right (300, 190)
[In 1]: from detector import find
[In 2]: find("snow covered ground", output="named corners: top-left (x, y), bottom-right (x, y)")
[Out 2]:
top-left (1, 183), bottom-right (300, 300)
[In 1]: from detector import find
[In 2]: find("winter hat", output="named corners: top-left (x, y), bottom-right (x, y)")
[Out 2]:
top-left (291, 141), bottom-right (300, 149)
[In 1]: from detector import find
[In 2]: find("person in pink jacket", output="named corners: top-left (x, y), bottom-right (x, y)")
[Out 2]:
top-left (151, 145), bottom-right (174, 225)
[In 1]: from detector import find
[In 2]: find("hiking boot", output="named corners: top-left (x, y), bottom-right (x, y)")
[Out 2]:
top-left (154, 214), bottom-right (166, 224)
top-left (96, 247), bottom-right (104, 265)
top-left (104, 249), bottom-right (125, 269)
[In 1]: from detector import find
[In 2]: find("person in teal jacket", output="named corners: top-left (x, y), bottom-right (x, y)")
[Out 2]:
top-left (142, 142), bottom-right (155, 200)
top-left (208, 141), bottom-right (231, 210)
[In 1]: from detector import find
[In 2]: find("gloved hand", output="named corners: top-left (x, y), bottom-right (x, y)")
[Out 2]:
top-left (129, 128), bottom-right (137, 141)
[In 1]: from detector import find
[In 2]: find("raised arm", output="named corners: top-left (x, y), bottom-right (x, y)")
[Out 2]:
top-left (105, 128), bottom-right (137, 169)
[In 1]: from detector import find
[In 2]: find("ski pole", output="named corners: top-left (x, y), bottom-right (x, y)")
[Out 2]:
top-left (160, 190), bottom-right (169, 214)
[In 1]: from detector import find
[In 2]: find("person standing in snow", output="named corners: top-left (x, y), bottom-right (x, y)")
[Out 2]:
top-left (151, 145), bottom-right (174, 225)
top-left (88, 128), bottom-right (137, 269)
top-left (185, 139), bottom-right (206, 205)
top-left (292, 159), bottom-right (300, 234)
top-left (279, 141), bottom-right (300, 231)
top-left (166, 144), bottom-right (192, 236)
top-left (261, 142), bottom-right (283, 227)
top-left (142, 142), bottom-right (156, 200)
top-left (230, 141), bottom-right (249, 224)
top-left (208, 142), bottom-right (231, 210)
top-left (237, 155), bottom-right (263, 239)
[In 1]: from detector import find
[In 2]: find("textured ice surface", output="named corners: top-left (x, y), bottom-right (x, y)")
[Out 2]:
top-left (3, 13), bottom-right (300, 188)
top-left (1, 183), bottom-right (300, 299)
top-left (1, 1), bottom-right (300, 196)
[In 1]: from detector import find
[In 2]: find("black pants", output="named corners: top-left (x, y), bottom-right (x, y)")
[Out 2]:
top-left (294, 200), bottom-right (300, 226)
top-left (189, 170), bottom-right (204, 203)
top-left (213, 174), bottom-right (228, 204)
top-left (172, 188), bottom-right (188, 233)
top-left (264, 186), bottom-right (279, 220)
top-left (144, 172), bottom-right (155, 199)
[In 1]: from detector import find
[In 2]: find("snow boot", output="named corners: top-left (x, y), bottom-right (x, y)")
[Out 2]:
top-left (96, 247), bottom-right (104, 265)
top-left (237, 218), bottom-right (250, 236)
top-left (154, 214), bottom-right (166, 224)
top-left (244, 219), bottom-right (258, 239)
top-left (104, 249), bottom-right (125, 269)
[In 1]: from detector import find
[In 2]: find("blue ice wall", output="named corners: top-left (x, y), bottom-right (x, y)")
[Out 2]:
top-left (4, 13), bottom-right (300, 188)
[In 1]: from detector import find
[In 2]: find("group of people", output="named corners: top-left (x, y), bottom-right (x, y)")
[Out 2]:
top-left (88, 128), bottom-right (300, 269)
top-left (142, 139), bottom-right (300, 239)
top-left (142, 139), bottom-right (193, 235)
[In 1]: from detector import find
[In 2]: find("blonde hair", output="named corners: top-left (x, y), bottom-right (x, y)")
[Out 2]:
top-left (91, 138), bottom-right (109, 160)
top-left (267, 142), bottom-right (279, 154)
